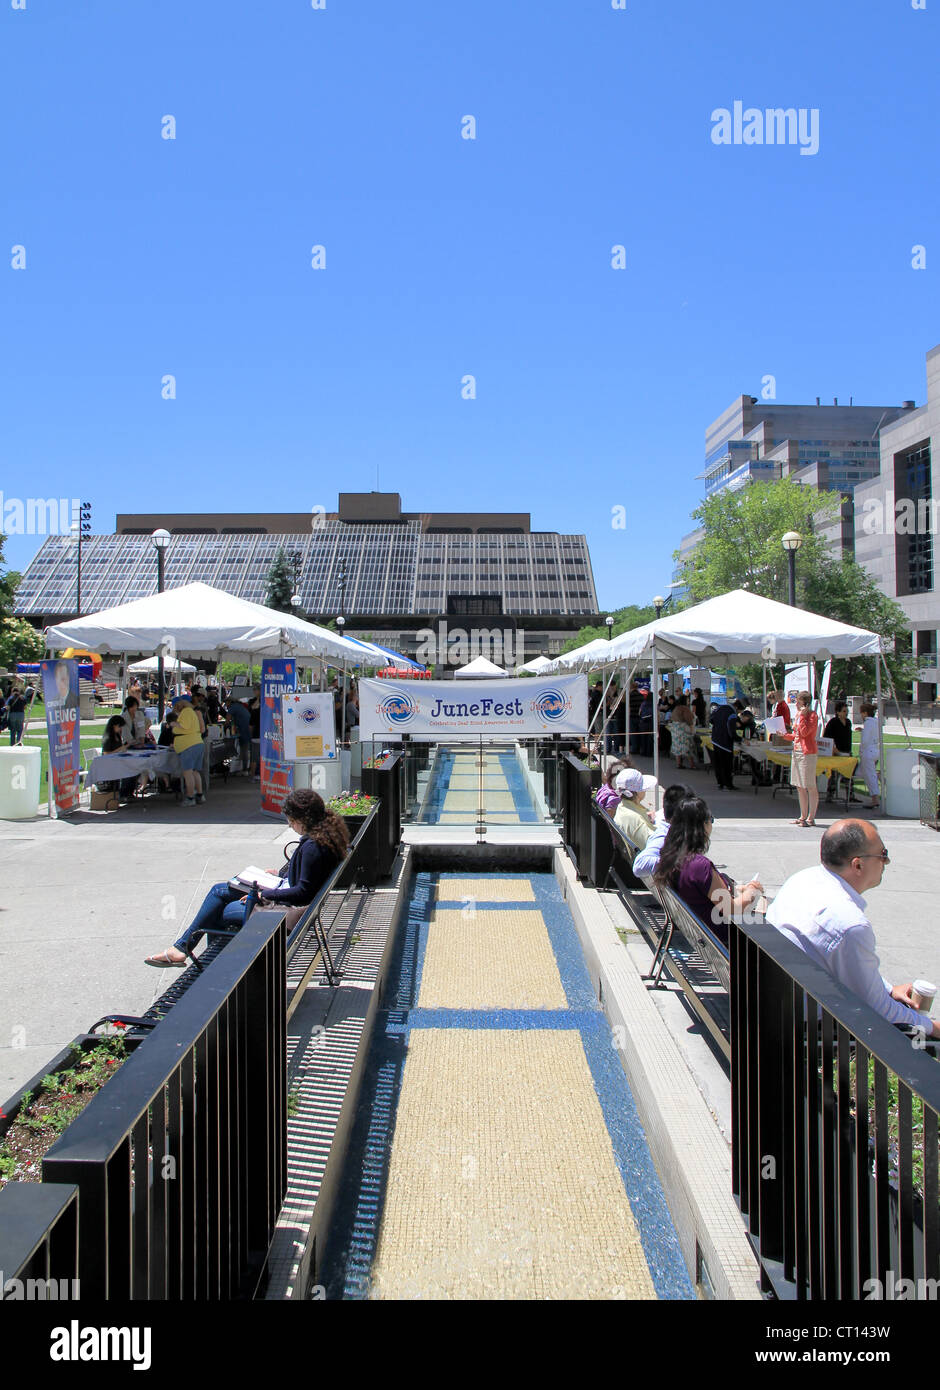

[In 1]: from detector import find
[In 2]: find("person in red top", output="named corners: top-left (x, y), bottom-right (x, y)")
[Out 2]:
top-left (771, 688), bottom-right (792, 731)
top-left (791, 690), bottom-right (819, 827)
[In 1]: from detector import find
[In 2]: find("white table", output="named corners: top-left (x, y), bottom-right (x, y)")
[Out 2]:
top-left (89, 748), bottom-right (180, 785)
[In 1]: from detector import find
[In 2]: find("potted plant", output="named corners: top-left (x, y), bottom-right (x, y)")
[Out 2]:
top-left (328, 790), bottom-right (376, 841)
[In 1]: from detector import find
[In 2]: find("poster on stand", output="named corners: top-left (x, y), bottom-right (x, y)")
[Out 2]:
top-left (260, 658), bottom-right (297, 817)
top-left (41, 658), bottom-right (81, 815)
top-left (282, 692), bottom-right (337, 761)
top-left (358, 674), bottom-right (588, 740)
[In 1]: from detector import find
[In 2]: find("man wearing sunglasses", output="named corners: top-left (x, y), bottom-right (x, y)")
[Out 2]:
top-left (767, 819), bottom-right (939, 1036)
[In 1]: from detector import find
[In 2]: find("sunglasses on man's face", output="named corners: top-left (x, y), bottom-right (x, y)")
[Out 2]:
top-left (856, 848), bottom-right (890, 863)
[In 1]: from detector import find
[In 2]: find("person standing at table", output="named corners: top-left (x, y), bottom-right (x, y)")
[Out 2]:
top-left (771, 689), bottom-right (792, 732)
top-left (171, 694), bottom-right (204, 806)
top-left (823, 700), bottom-right (854, 803)
top-left (857, 702), bottom-right (881, 811)
top-left (791, 690), bottom-right (819, 827)
top-left (709, 700), bottom-right (739, 791)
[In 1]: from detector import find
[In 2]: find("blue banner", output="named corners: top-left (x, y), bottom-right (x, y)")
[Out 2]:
top-left (41, 659), bottom-right (81, 815)
top-left (260, 658), bottom-right (297, 817)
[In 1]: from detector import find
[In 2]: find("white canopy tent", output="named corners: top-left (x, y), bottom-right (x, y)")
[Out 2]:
top-left (553, 589), bottom-right (884, 789)
top-left (453, 656), bottom-right (508, 679)
top-left (515, 655), bottom-right (552, 674)
top-left (551, 636), bottom-right (613, 670)
top-left (45, 582), bottom-right (374, 663)
top-left (127, 655), bottom-right (197, 676)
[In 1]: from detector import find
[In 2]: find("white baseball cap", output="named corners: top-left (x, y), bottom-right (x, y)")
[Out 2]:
top-left (615, 768), bottom-right (658, 799)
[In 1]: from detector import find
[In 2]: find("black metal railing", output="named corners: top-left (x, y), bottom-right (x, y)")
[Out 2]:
top-left (730, 918), bottom-right (940, 1300)
top-left (31, 912), bottom-right (288, 1300)
top-left (561, 753), bottom-right (597, 878)
top-left (0, 1183), bottom-right (79, 1298)
top-left (362, 754), bottom-right (403, 877)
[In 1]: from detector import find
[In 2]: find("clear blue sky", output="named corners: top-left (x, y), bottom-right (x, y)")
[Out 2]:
top-left (2, 0), bottom-right (937, 611)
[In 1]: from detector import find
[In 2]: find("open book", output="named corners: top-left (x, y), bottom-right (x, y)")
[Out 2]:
top-left (228, 866), bottom-right (287, 892)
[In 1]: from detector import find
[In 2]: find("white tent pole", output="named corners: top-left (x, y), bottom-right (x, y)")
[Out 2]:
top-left (762, 663), bottom-right (767, 720)
top-left (875, 653), bottom-right (884, 818)
top-left (652, 644), bottom-right (660, 790)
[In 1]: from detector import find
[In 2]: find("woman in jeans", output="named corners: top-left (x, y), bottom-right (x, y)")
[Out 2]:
top-left (791, 690), bottom-right (819, 827)
top-left (144, 789), bottom-right (350, 966)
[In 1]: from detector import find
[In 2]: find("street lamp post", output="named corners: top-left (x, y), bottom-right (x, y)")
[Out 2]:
top-left (336, 615), bottom-right (347, 745)
top-left (151, 529), bottom-right (171, 719)
top-left (653, 594), bottom-right (665, 619)
top-left (782, 531), bottom-right (803, 607)
top-left (70, 502), bottom-right (92, 615)
top-left (603, 615), bottom-right (614, 756)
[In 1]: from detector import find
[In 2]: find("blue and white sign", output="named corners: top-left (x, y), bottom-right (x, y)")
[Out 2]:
top-left (282, 692), bottom-right (337, 761)
top-left (358, 675), bottom-right (588, 740)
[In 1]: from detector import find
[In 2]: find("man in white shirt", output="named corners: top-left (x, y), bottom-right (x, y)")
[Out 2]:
top-left (766, 819), bottom-right (938, 1035)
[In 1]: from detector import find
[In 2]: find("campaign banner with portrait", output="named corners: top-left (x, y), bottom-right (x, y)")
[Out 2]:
top-left (41, 658), bottom-right (81, 815)
top-left (358, 675), bottom-right (588, 740)
top-left (282, 692), bottom-right (337, 762)
top-left (260, 658), bottom-right (297, 817)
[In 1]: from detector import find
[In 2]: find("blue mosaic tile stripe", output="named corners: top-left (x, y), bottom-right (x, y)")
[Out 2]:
top-left (326, 871), bottom-right (694, 1300)
top-left (496, 750), bottom-right (540, 822)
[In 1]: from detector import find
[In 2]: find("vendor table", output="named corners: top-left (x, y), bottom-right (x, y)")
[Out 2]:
top-left (698, 737), bottom-right (858, 807)
top-left (89, 747), bottom-right (180, 786)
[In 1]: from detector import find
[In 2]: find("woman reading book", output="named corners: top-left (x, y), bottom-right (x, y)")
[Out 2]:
top-left (144, 789), bottom-right (350, 966)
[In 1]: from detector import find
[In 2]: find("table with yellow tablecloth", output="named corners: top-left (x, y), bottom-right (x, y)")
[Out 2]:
top-left (697, 735), bottom-right (858, 804)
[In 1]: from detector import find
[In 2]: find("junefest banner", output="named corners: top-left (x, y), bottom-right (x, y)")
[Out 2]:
top-left (358, 675), bottom-right (589, 740)
top-left (281, 692), bottom-right (337, 762)
top-left (260, 658), bottom-right (297, 817)
top-left (41, 658), bottom-right (81, 815)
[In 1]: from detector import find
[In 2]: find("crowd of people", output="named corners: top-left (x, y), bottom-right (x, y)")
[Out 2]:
top-left (594, 724), bottom-right (933, 1037)
top-left (94, 672), bottom-right (364, 806)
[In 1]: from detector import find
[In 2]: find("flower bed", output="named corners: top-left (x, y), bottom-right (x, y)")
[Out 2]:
top-left (328, 791), bottom-right (376, 816)
top-left (0, 1034), bottom-right (128, 1189)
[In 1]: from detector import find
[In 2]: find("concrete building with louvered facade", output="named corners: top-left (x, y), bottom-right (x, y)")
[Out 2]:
top-left (15, 493), bottom-right (600, 668)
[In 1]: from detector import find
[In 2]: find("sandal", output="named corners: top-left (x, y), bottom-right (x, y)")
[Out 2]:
top-left (145, 949), bottom-right (187, 968)
top-left (792, 818), bottom-right (806, 826)
top-left (804, 820), bottom-right (816, 827)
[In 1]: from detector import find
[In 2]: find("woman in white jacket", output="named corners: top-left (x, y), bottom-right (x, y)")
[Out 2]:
top-left (857, 702), bottom-right (880, 810)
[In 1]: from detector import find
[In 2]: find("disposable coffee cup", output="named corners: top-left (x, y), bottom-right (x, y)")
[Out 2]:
top-left (912, 980), bottom-right (937, 1014)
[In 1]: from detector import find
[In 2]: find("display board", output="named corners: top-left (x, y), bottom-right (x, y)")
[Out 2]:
top-left (282, 691), bottom-right (337, 761)
top-left (260, 658), bottom-right (297, 817)
top-left (41, 658), bottom-right (81, 815)
top-left (358, 675), bottom-right (588, 740)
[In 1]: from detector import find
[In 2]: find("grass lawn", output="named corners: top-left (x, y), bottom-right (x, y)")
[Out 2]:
top-left (883, 732), bottom-right (940, 750)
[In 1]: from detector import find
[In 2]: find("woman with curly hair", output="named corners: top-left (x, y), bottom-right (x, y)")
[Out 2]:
top-left (145, 789), bottom-right (349, 966)
top-left (653, 794), bottom-right (763, 945)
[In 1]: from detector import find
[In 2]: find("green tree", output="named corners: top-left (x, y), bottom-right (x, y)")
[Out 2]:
top-left (802, 559), bottom-right (918, 693)
top-left (0, 534), bottom-right (20, 624)
top-left (559, 603), bottom-right (659, 655)
top-left (264, 548), bottom-right (294, 613)
top-left (675, 477), bottom-right (840, 604)
top-left (0, 617), bottom-right (43, 669)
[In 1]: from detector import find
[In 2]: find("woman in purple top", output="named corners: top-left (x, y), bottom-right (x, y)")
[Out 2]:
top-left (653, 795), bottom-right (763, 944)
top-left (595, 758), bottom-right (632, 813)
